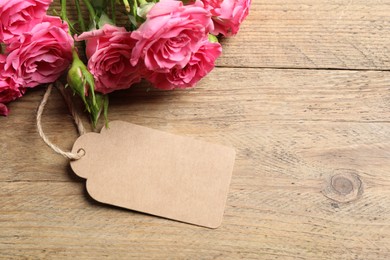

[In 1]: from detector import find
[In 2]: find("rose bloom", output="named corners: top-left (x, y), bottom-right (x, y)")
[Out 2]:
top-left (147, 39), bottom-right (221, 90)
top-left (201, 0), bottom-right (251, 36)
top-left (0, 0), bottom-right (53, 43)
top-left (5, 15), bottom-right (73, 88)
top-left (131, 0), bottom-right (214, 72)
top-left (0, 103), bottom-right (8, 116)
top-left (0, 55), bottom-right (25, 116)
top-left (0, 86), bottom-right (25, 116)
top-left (76, 24), bottom-right (143, 94)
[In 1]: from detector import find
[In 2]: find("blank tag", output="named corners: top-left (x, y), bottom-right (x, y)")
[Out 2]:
top-left (70, 121), bottom-right (235, 228)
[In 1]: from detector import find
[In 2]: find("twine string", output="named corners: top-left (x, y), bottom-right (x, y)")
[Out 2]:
top-left (56, 81), bottom-right (86, 136)
top-left (36, 83), bottom-right (85, 160)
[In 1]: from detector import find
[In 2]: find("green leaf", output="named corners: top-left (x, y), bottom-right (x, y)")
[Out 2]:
top-left (103, 95), bottom-right (109, 128)
top-left (98, 12), bottom-right (115, 28)
top-left (208, 34), bottom-right (219, 43)
top-left (67, 49), bottom-right (102, 125)
top-left (87, 93), bottom-right (104, 128)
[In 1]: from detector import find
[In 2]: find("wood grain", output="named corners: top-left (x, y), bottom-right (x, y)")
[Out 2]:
top-left (2, 0), bottom-right (390, 259)
top-left (218, 0), bottom-right (390, 70)
top-left (2, 68), bottom-right (390, 259)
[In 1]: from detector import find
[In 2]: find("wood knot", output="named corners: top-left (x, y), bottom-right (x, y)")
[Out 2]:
top-left (322, 171), bottom-right (363, 203)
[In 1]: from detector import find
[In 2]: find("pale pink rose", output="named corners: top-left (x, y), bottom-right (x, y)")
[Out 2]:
top-left (76, 24), bottom-right (143, 94)
top-left (147, 40), bottom-right (221, 90)
top-left (131, 0), bottom-right (214, 71)
top-left (201, 0), bottom-right (251, 36)
top-left (0, 54), bottom-right (25, 116)
top-left (5, 15), bottom-right (73, 88)
top-left (0, 0), bottom-right (53, 43)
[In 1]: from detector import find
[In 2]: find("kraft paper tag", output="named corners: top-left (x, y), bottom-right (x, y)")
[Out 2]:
top-left (70, 121), bottom-right (236, 228)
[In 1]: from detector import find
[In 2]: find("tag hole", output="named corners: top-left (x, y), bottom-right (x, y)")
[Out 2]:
top-left (77, 148), bottom-right (86, 157)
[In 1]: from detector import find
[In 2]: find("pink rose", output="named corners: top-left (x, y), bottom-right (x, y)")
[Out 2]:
top-left (200, 0), bottom-right (223, 16)
top-left (0, 103), bottom-right (8, 116)
top-left (0, 55), bottom-right (25, 116)
top-left (0, 84), bottom-right (24, 103)
top-left (76, 24), bottom-right (143, 94)
top-left (201, 0), bottom-right (251, 36)
top-left (131, 0), bottom-right (214, 71)
top-left (0, 87), bottom-right (25, 116)
top-left (147, 40), bottom-right (221, 89)
top-left (5, 15), bottom-right (73, 88)
top-left (0, 0), bottom-right (53, 43)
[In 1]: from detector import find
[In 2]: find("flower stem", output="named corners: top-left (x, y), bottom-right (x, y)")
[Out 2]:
top-left (138, 0), bottom-right (147, 6)
top-left (110, 0), bottom-right (116, 24)
top-left (82, 0), bottom-right (97, 22)
top-left (60, 0), bottom-right (78, 35)
top-left (123, 0), bottom-right (131, 12)
top-left (60, 0), bottom-right (67, 20)
top-left (103, 95), bottom-right (109, 128)
top-left (132, 0), bottom-right (138, 18)
top-left (74, 0), bottom-right (86, 32)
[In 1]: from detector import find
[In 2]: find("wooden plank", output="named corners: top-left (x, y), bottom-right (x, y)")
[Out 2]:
top-left (2, 68), bottom-right (390, 182)
top-left (217, 0), bottom-right (390, 69)
top-left (1, 179), bottom-right (389, 259)
top-left (1, 68), bottom-right (390, 258)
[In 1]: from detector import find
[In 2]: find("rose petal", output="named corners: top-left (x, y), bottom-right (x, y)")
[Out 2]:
top-left (0, 103), bottom-right (9, 116)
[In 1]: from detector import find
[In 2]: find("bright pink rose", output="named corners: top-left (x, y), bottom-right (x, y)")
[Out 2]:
top-left (0, 55), bottom-right (25, 116)
top-left (131, 0), bottom-right (214, 71)
top-left (147, 40), bottom-right (221, 90)
top-left (0, 0), bottom-right (53, 43)
top-left (201, 0), bottom-right (251, 36)
top-left (76, 24), bottom-right (143, 94)
top-left (5, 16), bottom-right (73, 88)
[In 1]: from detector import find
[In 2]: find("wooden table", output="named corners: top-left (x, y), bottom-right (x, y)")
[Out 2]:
top-left (2, 0), bottom-right (390, 259)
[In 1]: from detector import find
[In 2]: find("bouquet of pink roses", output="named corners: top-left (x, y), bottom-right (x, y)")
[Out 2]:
top-left (0, 0), bottom-right (251, 125)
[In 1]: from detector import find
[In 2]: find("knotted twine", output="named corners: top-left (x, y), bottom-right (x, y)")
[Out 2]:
top-left (36, 82), bottom-right (86, 160)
